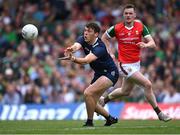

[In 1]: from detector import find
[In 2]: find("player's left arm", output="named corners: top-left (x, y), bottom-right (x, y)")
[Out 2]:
top-left (137, 25), bottom-right (156, 48)
top-left (70, 52), bottom-right (97, 64)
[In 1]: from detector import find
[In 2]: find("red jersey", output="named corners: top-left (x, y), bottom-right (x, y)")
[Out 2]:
top-left (106, 21), bottom-right (150, 63)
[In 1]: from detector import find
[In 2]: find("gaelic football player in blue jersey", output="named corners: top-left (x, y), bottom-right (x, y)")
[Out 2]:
top-left (64, 22), bottom-right (119, 127)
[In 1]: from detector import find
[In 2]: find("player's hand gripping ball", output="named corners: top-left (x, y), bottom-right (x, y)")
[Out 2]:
top-left (22, 24), bottom-right (38, 40)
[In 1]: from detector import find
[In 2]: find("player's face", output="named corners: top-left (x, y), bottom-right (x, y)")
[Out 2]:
top-left (123, 8), bottom-right (136, 24)
top-left (83, 27), bottom-right (98, 44)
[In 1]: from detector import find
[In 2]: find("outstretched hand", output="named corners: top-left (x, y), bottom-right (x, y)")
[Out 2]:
top-left (65, 47), bottom-right (73, 53)
top-left (64, 49), bottom-right (76, 61)
top-left (136, 42), bottom-right (147, 48)
top-left (64, 47), bottom-right (73, 58)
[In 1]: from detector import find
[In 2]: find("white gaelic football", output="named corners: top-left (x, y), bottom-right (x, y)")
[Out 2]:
top-left (22, 24), bottom-right (38, 40)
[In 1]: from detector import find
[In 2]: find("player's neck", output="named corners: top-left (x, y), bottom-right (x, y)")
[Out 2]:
top-left (89, 38), bottom-right (98, 45)
top-left (124, 21), bottom-right (134, 28)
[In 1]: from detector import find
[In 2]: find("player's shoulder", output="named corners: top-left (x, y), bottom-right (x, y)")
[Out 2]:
top-left (113, 22), bottom-right (125, 32)
top-left (134, 19), bottom-right (144, 27)
top-left (92, 38), bottom-right (106, 52)
top-left (76, 36), bottom-right (86, 47)
top-left (94, 38), bottom-right (104, 48)
top-left (115, 22), bottom-right (124, 28)
top-left (77, 35), bottom-right (84, 40)
top-left (76, 35), bottom-right (85, 43)
top-left (134, 19), bottom-right (146, 30)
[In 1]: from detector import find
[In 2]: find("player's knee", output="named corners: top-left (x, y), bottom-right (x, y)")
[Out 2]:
top-left (123, 91), bottom-right (131, 96)
top-left (84, 90), bottom-right (93, 97)
top-left (119, 88), bottom-right (131, 96)
top-left (144, 81), bottom-right (152, 90)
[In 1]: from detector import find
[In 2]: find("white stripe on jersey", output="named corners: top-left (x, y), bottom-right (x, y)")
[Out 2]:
top-left (106, 31), bottom-right (113, 38)
top-left (106, 26), bottom-right (114, 38)
top-left (144, 34), bottom-right (151, 38)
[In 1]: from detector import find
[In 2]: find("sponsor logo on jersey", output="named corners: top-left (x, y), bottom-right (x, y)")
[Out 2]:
top-left (111, 71), bottom-right (115, 76)
top-left (119, 33), bottom-right (125, 36)
top-left (104, 69), bottom-right (107, 72)
top-left (135, 30), bottom-right (139, 35)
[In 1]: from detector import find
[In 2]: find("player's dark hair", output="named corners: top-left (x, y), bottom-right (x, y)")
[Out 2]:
top-left (123, 4), bottom-right (136, 12)
top-left (85, 22), bottom-right (100, 34)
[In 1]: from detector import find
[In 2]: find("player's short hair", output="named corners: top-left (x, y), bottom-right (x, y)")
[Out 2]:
top-left (123, 4), bottom-right (136, 12)
top-left (85, 22), bottom-right (100, 34)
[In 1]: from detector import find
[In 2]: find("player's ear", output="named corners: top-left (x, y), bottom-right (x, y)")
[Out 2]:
top-left (95, 32), bottom-right (99, 37)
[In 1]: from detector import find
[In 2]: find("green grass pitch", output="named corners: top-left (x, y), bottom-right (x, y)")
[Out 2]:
top-left (0, 120), bottom-right (179, 134)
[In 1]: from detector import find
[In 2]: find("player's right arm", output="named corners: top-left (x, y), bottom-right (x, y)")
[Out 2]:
top-left (70, 44), bottom-right (106, 65)
top-left (64, 42), bottom-right (82, 57)
top-left (65, 36), bottom-right (84, 54)
top-left (65, 42), bottom-right (82, 53)
top-left (102, 26), bottom-right (115, 59)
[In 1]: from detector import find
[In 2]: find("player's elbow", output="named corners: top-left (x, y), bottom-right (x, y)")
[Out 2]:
top-left (149, 38), bottom-right (156, 48)
top-left (84, 58), bottom-right (92, 64)
top-left (151, 42), bottom-right (156, 48)
top-left (148, 40), bottom-right (156, 48)
top-left (80, 57), bottom-right (91, 65)
top-left (102, 33), bottom-right (108, 42)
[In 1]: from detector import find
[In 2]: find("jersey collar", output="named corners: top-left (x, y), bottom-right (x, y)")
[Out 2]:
top-left (92, 38), bottom-right (98, 45)
top-left (124, 22), bottom-right (134, 30)
top-left (92, 38), bottom-right (99, 47)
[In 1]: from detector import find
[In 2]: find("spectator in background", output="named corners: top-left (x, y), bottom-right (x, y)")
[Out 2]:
top-left (0, 73), bottom-right (6, 101)
top-left (39, 77), bottom-right (53, 104)
top-left (24, 84), bottom-right (42, 104)
top-left (163, 86), bottom-right (180, 103)
top-left (1, 83), bottom-right (22, 105)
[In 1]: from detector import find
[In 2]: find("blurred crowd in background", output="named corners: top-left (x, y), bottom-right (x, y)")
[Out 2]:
top-left (0, 0), bottom-right (179, 105)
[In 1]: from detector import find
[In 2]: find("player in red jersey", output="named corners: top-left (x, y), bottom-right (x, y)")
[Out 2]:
top-left (100, 4), bottom-right (171, 122)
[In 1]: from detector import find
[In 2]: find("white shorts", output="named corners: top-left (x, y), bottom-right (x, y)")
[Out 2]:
top-left (118, 61), bottom-right (140, 78)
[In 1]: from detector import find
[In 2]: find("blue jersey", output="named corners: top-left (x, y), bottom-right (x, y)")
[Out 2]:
top-left (76, 36), bottom-right (117, 74)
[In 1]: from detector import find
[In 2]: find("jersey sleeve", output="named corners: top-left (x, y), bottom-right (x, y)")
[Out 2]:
top-left (91, 46), bottom-right (106, 58)
top-left (142, 25), bottom-right (150, 37)
top-left (106, 26), bottom-right (115, 38)
top-left (76, 36), bottom-right (84, 46)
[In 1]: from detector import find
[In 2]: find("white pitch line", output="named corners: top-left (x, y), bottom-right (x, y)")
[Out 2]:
top-left (64, 126), bottom-right (117, 130)
top-left (64, 125), bottom-right (171, 131)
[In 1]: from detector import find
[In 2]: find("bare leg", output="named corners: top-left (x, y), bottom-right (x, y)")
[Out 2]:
top-left (99, 71), bottom-right (171, 122)
top-left (95, 103), bottom-right (118, 126)
top-left (84, 76), bottom-right (113, 121)
top-left (95, 103), bottom-right (109, 117)
top-left (103, 78), bottom-right (134, 104)
top-left (129, 71), bottom-right (171, 122)
top-left (130, 71), bottom-right (157, 108)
